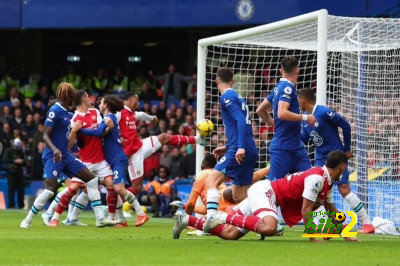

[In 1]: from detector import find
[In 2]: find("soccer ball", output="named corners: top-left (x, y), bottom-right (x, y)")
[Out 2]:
top-left (123, 201), bottom-right (131, 212)
top-left (197, 119), bottom-right (214, 137)
top-left (335, 212), bottom-right (346, 223)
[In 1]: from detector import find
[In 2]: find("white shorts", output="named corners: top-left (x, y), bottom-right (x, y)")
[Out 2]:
top-left (84, 160), bottom-right (113, 183)
top-left (248, 180), bottom-right (278, 221)
top-left (128, 136), bottom-right (161, 181)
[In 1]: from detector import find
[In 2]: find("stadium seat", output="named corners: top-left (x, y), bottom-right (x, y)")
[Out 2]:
top-left (0, 101), bottom-right (12, 108)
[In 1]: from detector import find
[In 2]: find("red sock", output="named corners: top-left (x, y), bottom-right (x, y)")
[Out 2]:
top-left (169, 135), bottom-right (196, 146)
top-left (226, 214), bottom-right (262, 232)
top-left (126, 186), bottom-right (138, 196)
top-left (107, 189), bottom-right (118, 215)
top-left (187, 216), bottom-right (225, 237)
top-left (55, 188), bottom-right (77, 215)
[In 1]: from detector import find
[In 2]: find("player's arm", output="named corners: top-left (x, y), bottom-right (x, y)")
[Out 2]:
top-left (278, 101), bottom-right (315, 126)
top-left (228, 102), bottom-right (249, 163)
top-left (43, 125), bottom-right (62, 163)
top-left (301, 121), bottom-right (310, 144)
top-left (256, 98), bottom-right (274, 126)
top-left (135, 111), bottom-right (158, 124)
top-left (302, 174), bottom-right (323, 242)
top-left (328, 111), bottom-right (352, 158)
top-left (252, 166), bottom-right (270, 183)
top-left (185, 189), bottom-right (201, 215)
top-left (79, 118), bottom-right (113, 137)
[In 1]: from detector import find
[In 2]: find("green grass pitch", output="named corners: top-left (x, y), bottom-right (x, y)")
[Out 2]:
top-left (1, 210), bottom-right (399, 265)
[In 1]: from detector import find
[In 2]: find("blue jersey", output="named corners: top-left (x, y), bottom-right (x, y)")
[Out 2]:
top-left (301, 105), bottom-right (351, 161)
top-left (220, 89), bottom-right (257, 154)
top-left (42, 103), bottom-right (73, 160)
top-left (267, 78), bottom-right (303, 151)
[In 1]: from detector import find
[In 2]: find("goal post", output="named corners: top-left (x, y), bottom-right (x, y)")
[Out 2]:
top-left (196, 9), bottom-right (400, 226)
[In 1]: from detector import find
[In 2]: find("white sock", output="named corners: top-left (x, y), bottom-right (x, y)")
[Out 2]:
top-left (69, 192), bottom-right (89, 221)
top-left (86, 178), bottom-right (104, 221)
top-left (344, 192), bottom-right (371, 224)
top-left (206, 188), bottom-right (220, 218)
top-left (68, 193), bottom-right (79, 218)
top-left (45, 188), bottom-right (67, 216)
top-left (124, 191), bottom-right (145, 215)
top-left (26, 189), bottom-right (54, 222)
top-left (116, 196), bottom-right (125, 223)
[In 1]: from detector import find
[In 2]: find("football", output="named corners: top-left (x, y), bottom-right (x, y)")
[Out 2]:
top-left (123, 201), bottom-right (131, 212)
top-left (196, 119), bottom-right (214, 137)
top-left (335, 212), bottom-right (346, 223)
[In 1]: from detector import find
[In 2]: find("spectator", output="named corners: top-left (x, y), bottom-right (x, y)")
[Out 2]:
top-left (151, 64), bottom-right (195, 106)
top-left (33, 84), bottom-right (52, 106)
top-left (169, 147), bottom-right (185, 180)
top-left (31, 141), bottom-right (45, 180)
top-left (0, 123), bottom-right (12, 155)
top-left (3, 138), bottom-right (26, 209)
top-left (139, 82), bottom-right (157, 102)
top-left (21, 113), bottom-right (37, 145)
top-left (1, 105), bottom-right (13, 125)
top-left (10, 107), bottom-right (24, 130)
top-left (143, 165), bottom-right (178, 218)
top-left (160, 144), bottom-right (172, 167)
top-left (111, 67), bottom-right (128, 96)
top-left (182, 144), bottom-right (196, 179)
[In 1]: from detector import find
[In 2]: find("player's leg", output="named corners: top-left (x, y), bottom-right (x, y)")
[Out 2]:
top-left (337, 167), bottom-right (374, 234)
top-left (292, 149), bottom-right (312, 172)
top-left (20, 159), bottom-right (59, 228)
top-left (268, 149), bottom-right (295, 181)
top-left (65, 183), bottom-right (89, 226)
top-left (50, 181), bottom-right (81, 226)
top-left (158, 132), bottom-right (204, 146)
top-left (205, 170), bottom-right (226, 217)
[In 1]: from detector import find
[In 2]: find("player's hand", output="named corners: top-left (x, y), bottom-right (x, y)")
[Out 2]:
top-left (307, 114), bottom-right (317, 126)
top-left (119, 137), bottom-right (126, 144)
top-left (345, 151), bottom-right (353, 159)
top-left (105, 117), bottom-right (114, 128)
top-left (213, 146), bottom-right (227, 159)
top-left (53, 149), bottom-right (62, 163)
top-left (152, 116), bottom-right (159, 125)
top-left (343, 237), bottom-right (360, 242)
top-left (235, 148), bottom-right (246, 164)
top-left (72, 121), bottom-right (82, 132)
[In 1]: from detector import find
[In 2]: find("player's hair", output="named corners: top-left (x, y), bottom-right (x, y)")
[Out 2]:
top-left (216, 67), bottom-right (234, 83)
top-left (201, 153), bottom-right (217, 170)
top-left (326, 150), bottom-right (348, 168)
top-left (281, 57), bottom-right (299, 74)
top-left (56, 82), bottom-right (76, 104)
top-left (298, 88), bottom-right (316, 103)
top-left (74, 90), bottom-right (87, 106)
top-left (122, 91), bottom-right (138, 101)
top-left (103, 95), bottom-right (124, 113)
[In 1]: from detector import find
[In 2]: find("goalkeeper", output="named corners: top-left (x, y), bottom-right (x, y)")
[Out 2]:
top-left (298, 88), bottom-right (374, 234)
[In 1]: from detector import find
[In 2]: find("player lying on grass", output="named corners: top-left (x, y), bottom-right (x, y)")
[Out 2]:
top-left (173, 150), bottom-right (359, 242)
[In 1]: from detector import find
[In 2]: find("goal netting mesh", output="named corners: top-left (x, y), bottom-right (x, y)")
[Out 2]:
top-left (199, 12), bottom-right (400, 227)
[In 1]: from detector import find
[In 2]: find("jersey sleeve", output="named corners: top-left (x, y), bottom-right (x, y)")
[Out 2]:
top-left (95, 108), bottom-right (102, 124)
top-left (278, 86), bottom-right (293, 103)
top-left (115, 111), bottom-right (121, 123)
top-left (302, 174), bottom-right (324, 202)
top-left (79, 117), bottom-right (108, 137)
top-left (135, 111), bottom-right (154, 122)
top-left (325, 109), bottom-right (351, 152)
top-left (266, 90), bottom-right (274, 103)
top-left (326, 187), bottom-right (334, 204)
top-left (44, 108), bottom-right (59, 128)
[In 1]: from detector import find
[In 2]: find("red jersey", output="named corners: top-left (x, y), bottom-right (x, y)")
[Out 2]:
top-left (71, 108), bottom-right (104, 163)
top-left (116, 106), bottom-right (143, 156)
top-left (271, 166), bottom-right (334, 227)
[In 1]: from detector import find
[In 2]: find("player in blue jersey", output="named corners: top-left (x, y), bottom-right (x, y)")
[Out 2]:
top-left (256, 57), bottom-right (316, 181)
top-left (205, 67), bottom-right (258, 218)
top-left (298, 88), bottom-right (375, 234)
top-left (74, 95), bottom-right (146, 227)
top-left (20, 82), bottom-right (107, 228)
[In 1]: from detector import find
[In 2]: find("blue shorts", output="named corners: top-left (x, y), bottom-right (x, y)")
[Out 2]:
top-left (42, 154), bottom-right (86, 179)
top-left (214, 149), bottom-right (258, 186)
top-left (315, 158), bottom-right (349, 185)
top-left (108, 158), bottom-right (129, 185)
top-left (268, 149), bottom-right (311, 181)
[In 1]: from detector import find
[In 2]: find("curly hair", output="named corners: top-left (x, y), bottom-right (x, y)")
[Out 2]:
top-left (56, 82), bottom-right (76, 105)
top-left (103, 95), bottom-right (124, 113)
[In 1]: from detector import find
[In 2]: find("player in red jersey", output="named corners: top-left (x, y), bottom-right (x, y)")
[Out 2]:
top-left (116, 92), bottom-right (204, 226)
top-left (49, 90), bottom-right (118, 227)
top-left (173, 150), bottom-right (359, 242)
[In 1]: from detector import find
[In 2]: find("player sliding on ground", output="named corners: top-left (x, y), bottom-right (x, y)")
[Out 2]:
top-left (173, 150), bottom-right (359, 242)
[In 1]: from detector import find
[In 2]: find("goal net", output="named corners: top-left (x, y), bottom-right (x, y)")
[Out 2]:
top-left (197, 9), bottom-right (400, 227)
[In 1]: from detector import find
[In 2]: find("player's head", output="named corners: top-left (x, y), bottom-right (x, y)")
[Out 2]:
top-left (74, 89), bottom-right (90, 107)
top-left (325, 150), bottom-right (348, 181)
top-left (101, 95), bottom-right (124, 114)
top-left (280, 57), bottom-right (299, 76)
top-left (123, 91), bottom-right (139, 110)
top-left (216, 67), bottom-right (234, 87)
top-left (56, 82), bottom-right (76, 106)
top-left (201, 153), bottom-right (217, 170)
top-left (298, 88), bottom-right (316, 111)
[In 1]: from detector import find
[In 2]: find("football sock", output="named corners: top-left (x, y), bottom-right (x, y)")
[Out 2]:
top-left (344, 192), bottom-right (371, 224)
top-left (206, 188), bottom-right (220, 217)
top-left (26, 189), bottom-right (54, 222)
top-left (69, 192), bottom-right (89, 221)
top-left (226, 214), bottom-right (262, 232)
top-left (107, 188), bottom-right (118, 219)
top-left (169, 135), bottom-right (196, 145)
top-left (124, 191), bottom-right (145, 215)
top-left (86, 177), bottom-right (104, 221)
top-left (188, 216), bottom-right (225, 236)
top-left (53, 188), bottom-right (77, 220)
top-left (68, 193), bottom-right (79, 218)
top-left (116, 196), bottom-right (125, 223)
top-left (45, 188), bottom-right (67, 216)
